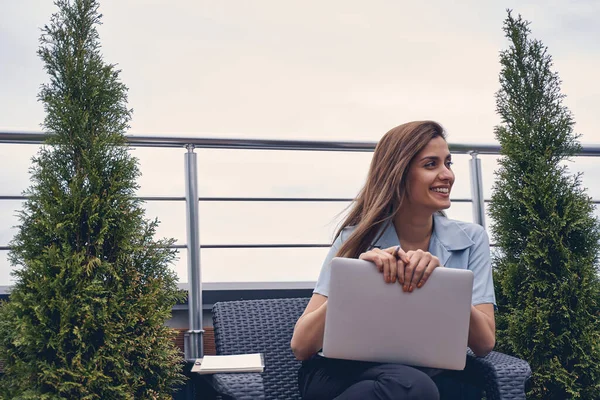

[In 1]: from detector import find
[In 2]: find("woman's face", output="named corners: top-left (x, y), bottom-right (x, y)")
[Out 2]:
top-left (404, 136), bottom-right (455, 213)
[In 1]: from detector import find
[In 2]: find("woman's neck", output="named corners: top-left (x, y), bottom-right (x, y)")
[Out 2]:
top-left (393, 208), bottom-right (434, 252)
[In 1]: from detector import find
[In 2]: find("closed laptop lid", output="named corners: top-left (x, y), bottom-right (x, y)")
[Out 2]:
top-left (322, 257), bottom-right (474, 370)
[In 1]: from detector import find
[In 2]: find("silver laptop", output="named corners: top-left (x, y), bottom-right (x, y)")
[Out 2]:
top-left (322, 257), bottom-right (474, 370)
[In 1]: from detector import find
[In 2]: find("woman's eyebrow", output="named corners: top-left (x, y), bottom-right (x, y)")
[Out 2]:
top-left (419, 154), bottom-right (451, 162)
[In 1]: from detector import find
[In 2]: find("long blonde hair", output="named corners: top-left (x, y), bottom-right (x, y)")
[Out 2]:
top-left (335, 121), bottom-right (446, 258)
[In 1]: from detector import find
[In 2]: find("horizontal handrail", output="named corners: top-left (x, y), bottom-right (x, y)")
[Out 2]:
top-left (0, 244), bottom-right (332, 251)
top-left (0, 195), bottom-right (476, 203)
top-left (0, 195), bottom-right (190, 201)
top-left (3, 196), bottom-right (599, 204)
top-left (0, 131), bottom-right (505, 154)
top-left (0, 243), bottom-right (505, 252)
top-left (0, 245), bottom-right (331, 253)
top-left (4, 196), bottom-right (599, 205)
top-left (3, 131), bottom-right (600, 155)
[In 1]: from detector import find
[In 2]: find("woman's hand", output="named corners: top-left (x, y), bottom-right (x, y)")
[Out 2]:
top-left (402, 250), bottom-right (442, 292)
top-left (359, 246), bottom-right (410, 284)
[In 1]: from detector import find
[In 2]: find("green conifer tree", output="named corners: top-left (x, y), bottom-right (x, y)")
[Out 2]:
top-left (0, 1), bottom-right (185, 398)
top-left (490, 11), bottom-right (600, 399)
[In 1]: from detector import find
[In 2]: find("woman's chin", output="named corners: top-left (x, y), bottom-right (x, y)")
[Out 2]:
top-left (434, 201), bottom-right (451, 211)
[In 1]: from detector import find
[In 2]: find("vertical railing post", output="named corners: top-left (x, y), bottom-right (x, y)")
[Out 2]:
top-left (468, 151), bottom-right (486, 228)
top-left (183, 144), bottom-right (203, 361)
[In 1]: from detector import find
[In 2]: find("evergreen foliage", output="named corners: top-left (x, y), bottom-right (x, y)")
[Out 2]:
top-left (0, 1), bottom-right (185, 398)
top-left (490, 11), bottom-right (600, 399)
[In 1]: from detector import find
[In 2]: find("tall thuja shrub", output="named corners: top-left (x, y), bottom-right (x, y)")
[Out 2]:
top-left (490, 11), bottom-right (600, 400)
top-left (0, 0), bottom-right (185, 398)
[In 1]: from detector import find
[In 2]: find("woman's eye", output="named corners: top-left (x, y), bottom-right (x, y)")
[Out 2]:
top-left (425, 162), bottom-right (435, 168)
top-left (446, 161), bottom-right (453, 168)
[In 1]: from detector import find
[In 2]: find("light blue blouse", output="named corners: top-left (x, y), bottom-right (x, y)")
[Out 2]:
top-left (314, 213), bottom-right (497, 306)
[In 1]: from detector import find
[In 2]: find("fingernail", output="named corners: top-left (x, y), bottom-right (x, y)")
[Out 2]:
top-left (417, 282), bottom-right (423, 288)
top-left (403, 285), bottom-right (408, 292)
top-left (409, 285), bottom-right (413, 292)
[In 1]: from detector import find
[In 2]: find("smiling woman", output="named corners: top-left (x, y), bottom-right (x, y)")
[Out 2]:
top-left (291, 121), bottom-right (496, 400)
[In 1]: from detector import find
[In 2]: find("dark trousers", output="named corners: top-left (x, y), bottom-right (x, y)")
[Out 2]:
top-left (298, 356), bottom-right (440, 400)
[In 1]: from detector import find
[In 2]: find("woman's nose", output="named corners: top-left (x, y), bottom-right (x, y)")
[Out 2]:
top-left (439, 166), bottom-right (453, 181)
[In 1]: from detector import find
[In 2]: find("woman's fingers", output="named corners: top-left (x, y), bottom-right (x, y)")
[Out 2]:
top-left (396, 258), bottom-right (406, 285)
top-left (383, 246), bottom-right (409, 284)
top-left (360, 248), bottom-right (441, 291)
top-left (408, 251), bottom-right (431, 292)
top-left (387, 245), bottom-right (410, 264)
top-left (359, 251), bottom-right (383, 272)
top-left (359, 249), bottom-right (397, 283)
top-left (407, 252), bottom-right (441, 292)
top-left (375, 248), bottom-right (396, 283)
top-left (403, 250), bottom-right (417, 292)
top-left (417, 258), bottom-right (440, 288)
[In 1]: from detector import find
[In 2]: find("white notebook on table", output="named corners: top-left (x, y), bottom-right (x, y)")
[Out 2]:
top-left (192, 353), bottom-right (265, 375)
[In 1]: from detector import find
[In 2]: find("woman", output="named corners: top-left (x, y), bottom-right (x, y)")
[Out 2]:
top-left (290, 121), bottom-right (496, 400)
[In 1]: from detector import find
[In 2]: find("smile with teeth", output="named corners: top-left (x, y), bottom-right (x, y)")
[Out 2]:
top-left (431, 187), bottom-right (449, 193)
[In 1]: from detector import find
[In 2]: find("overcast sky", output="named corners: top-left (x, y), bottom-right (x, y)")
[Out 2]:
top-left (1, 0), bottom-right (599, 287)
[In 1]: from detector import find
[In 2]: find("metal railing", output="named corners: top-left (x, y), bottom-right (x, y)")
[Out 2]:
top-left (2, 130), bottom-right (600, 360)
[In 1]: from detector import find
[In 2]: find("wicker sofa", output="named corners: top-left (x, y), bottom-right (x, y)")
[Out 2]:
top-left (206, 298), bottom-right (531, 400)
